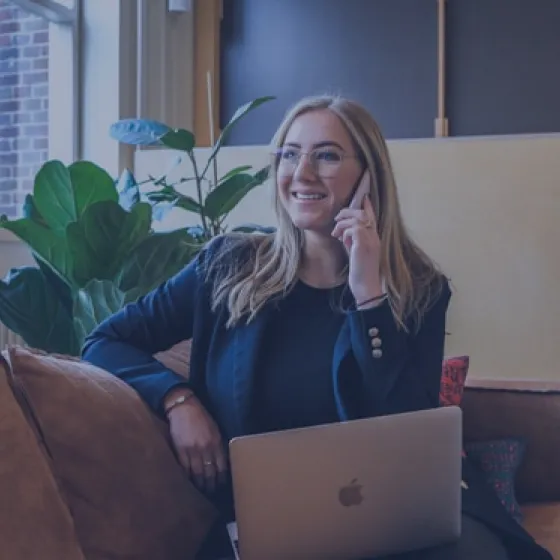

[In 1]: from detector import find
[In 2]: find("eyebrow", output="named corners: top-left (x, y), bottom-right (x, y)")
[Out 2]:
top-left (283, 141), bottom-right (346, 151)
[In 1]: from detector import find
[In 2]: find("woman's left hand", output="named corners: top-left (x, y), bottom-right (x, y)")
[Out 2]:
top-left (332, 196), bottom-right (384, 306)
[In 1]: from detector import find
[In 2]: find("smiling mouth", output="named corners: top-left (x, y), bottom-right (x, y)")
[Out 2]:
top-left (292, 192), bottom-right (327, 201)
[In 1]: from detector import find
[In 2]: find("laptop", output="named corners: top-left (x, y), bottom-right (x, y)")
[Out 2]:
top-left (227, 406), bottom-right (462, 560)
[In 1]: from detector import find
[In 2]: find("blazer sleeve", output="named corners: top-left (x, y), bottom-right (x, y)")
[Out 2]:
top-left (347, 279), bottom-right (452, 416)
top-left (81, 244), bottom-right (211, 415)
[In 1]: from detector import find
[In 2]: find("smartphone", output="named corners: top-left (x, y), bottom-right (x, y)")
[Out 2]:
top-left (348, 170), bottom-right (371, 210)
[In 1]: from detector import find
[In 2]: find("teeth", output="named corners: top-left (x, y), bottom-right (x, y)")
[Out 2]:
top-left (294, 193), bottom-right (325, 200)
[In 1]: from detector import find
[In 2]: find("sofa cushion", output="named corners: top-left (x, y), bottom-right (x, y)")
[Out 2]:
top-left (0, 354), bottom-right (85, 560)
top-left (2, 346), bottom-right (217, 560)
top-left (462, 379), bottom-right (560, 504)
top-left (521, 502), bottom-right (560, 560)
top-left (439, 355), bottom-right (469, 407)
top-left (464, 438), bottom-right (526, 523)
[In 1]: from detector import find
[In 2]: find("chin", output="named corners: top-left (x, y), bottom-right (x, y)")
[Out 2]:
top-left (281, 197), bottom-right (335, 232)
top-left (291, 215), bottom-right (333, 234)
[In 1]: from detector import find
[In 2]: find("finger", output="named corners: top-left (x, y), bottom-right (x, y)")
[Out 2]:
top-left (332, 217), bottom-right (371, 239)
top-left (342, 225), bottom-right (359, 251)
top-left (189, 453), bottom-right (207, 490)
top-left (342, 225), bottom-right (371, 251)
top-left (215, 445), bottom-right (229, 486)
top-left (202, 457), bottom-right (217, 493)
top-left (336, 207), bottom-right (364, 221)
top-left (177, 447), bottom-right (192, 474)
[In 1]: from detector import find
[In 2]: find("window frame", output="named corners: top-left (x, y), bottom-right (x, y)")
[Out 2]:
top-left (7, 0), bottom-right (74, 24)
top-left (0, 0), bottom-right (81, 240)
top-left (193, 0), bottom-right (221, 146)
top-left (8, 0), bottom-right (81, 164)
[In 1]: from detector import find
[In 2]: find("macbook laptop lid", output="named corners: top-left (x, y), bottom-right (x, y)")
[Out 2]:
top-left (228, 406), bottom-right (462, 560)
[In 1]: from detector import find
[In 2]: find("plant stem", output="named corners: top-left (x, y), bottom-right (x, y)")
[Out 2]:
top-left (188, 152), bottom-right (209, 235)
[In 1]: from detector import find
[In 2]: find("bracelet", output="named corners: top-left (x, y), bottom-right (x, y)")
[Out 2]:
top-left (356, 293), bottom-right (388, 309)
top-left (164, 392), bottom-right (195, 416)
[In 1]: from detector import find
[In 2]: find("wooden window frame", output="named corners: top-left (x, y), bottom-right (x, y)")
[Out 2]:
top-left (193, 0), bottom-right (221, 146)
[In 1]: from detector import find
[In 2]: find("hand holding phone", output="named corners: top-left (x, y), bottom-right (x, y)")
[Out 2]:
top-left (332, 169), bottom-right (383, 306)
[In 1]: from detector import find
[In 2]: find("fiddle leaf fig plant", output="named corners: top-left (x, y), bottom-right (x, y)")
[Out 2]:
top-left (0, 160), bottom-right (199, 355)
top-left (0, 96), bottom-right (276, 355)
top-left (109, 95), bottom-right (276, 241)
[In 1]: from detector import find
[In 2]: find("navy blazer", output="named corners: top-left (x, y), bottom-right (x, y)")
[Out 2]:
top-left (82, 236), bottom-right (550, 560)
top-left (82, 236), bottom-right (450, 435)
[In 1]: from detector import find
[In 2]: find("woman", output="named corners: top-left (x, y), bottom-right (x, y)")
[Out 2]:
top-left (82, 95), bottom-right (551, 560)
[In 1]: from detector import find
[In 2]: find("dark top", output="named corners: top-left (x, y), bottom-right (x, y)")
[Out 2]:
top-left (252, 281), bottom-right (345, 435)
top-left (81, 235), bottom-right (551, 560)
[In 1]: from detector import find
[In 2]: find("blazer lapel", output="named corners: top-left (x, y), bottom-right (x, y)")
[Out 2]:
top-left (230, 304), bottom-right (273, 435)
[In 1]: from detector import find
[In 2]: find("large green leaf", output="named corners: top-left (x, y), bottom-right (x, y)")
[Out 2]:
top-left (66, 201), bottom-right (152, 286)
top-left (202, 96), bottom-right (275, 177)
top-left (22, 193), bottom-right (47, 226)
top-left (118, 228), bottom-right (200, 302)
top-left (0, 266), bottom-right (78, 355)
top-left (160, 128), bottom-right (196, 153)
top-left (218, 165), bottom-right (252, 183)
top-left (33, 160), bottom-right (118, 234)
top-left (146, 185), bottom-right (202, 214)
top-left (69, 161), bottom-right (118, 215)
top-left (33, 254), bottom-right (73, 313)
top-left (0, 216), bottom-right (73, 284)
top-left (204, 165), bottom-right (270, 220)
top-left (32, 160), bottom-right (73, 232)
top-left (73, 279), bottom-right (126, 350)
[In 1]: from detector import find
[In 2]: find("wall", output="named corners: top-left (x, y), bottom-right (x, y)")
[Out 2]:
top-left (0, 236), bottom-right (33, 277)
top-left (219, 0), bottom-right (560, 144)
top-left (0, 1), bottom-right (49, 218)
top-left (134, 134), bottom-right (560, 383)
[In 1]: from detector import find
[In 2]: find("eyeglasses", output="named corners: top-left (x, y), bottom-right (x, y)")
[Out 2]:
top-left (273, 146), bottom-right (360, 178)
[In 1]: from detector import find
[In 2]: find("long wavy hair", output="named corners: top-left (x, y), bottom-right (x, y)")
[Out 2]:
top-left (207, 95), bottom-right (445, 331)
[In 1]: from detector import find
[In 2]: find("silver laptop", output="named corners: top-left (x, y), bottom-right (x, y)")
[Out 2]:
top-left (228, 406), bottom-right (462, 560)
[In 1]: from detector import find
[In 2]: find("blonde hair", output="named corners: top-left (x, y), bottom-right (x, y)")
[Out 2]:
top-left (207, 95), bottom-right (445, 331)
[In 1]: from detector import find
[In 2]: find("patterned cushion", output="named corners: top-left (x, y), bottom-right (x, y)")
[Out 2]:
top-left (440, 355), bottom-right (470, 407)
top-left (465, 438), bottom-right (526, 523)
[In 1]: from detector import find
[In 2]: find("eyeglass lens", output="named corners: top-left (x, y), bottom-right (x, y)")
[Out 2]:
top-left (276, 147), bottom-right (345, 178)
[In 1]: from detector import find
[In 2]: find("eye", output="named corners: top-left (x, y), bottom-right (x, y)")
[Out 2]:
top-left (314, 149), bottom-right (342, 163)
top-left (280, 148), bottom-right (299, 161)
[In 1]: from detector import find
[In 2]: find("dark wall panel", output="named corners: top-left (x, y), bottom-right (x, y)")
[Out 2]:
top-left (446, 0), bottom-right (560, 136)
top-left (220, 0), bottom-right (437, 145)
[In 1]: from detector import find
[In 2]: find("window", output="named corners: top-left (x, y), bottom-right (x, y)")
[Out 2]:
top-left (0, 0), bottom-right (78, 218)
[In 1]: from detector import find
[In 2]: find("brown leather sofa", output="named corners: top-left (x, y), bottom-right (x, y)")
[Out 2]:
top-left (0, 344), bottom-right (558, 559)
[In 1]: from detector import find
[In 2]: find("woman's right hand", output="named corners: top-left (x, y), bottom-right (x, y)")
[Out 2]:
top-left (165, 389), bottom-right (228, 493)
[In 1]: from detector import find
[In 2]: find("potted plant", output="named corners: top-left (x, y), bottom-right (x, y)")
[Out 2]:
top-left (0, 96), bottom-right (275, 355)
top-left (109, 96), bottom-right (276, 241)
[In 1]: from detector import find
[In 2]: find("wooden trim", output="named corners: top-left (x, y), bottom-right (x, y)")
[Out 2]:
top-left (466, 377), bottom-right (560, 393)
top-left (435, 0), bottom-right (449, 137)
top-left (193, 0), bottom-right (221, 147)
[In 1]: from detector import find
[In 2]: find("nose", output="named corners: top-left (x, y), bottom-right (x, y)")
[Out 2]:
top-left (293, 152), bottom-right (316, 181)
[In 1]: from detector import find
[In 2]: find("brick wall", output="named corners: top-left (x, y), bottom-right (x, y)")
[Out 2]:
top-left (0, 1), bottom-right (49, 218)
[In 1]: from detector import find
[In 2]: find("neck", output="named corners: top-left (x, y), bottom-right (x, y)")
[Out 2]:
top-left (298, 231), bottom-right (347, 288)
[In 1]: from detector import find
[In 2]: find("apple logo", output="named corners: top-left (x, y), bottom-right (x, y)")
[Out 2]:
top-left (338, 478), bottom-right (364, 507)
